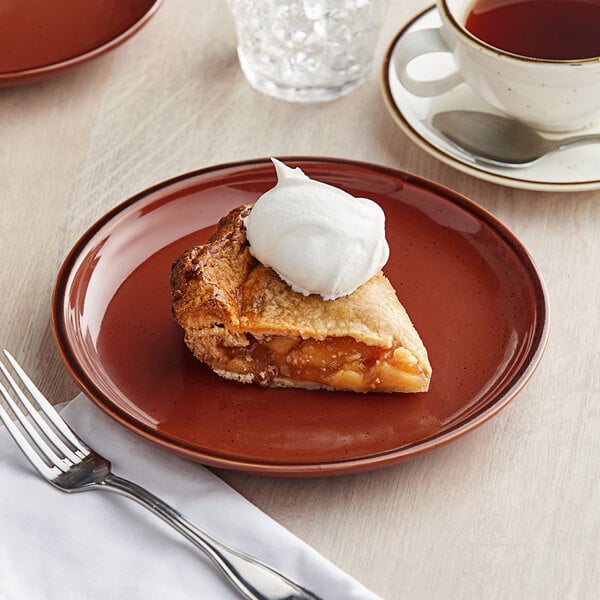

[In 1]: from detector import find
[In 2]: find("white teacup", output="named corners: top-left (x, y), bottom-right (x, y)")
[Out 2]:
top-left (393, 0), bottom-right (600, 132)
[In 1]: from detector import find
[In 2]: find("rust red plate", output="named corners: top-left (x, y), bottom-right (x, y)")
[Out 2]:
top-left (53, 158), bottom-right (549, 476)
top-left (0, 0), bottom-right (162, 86)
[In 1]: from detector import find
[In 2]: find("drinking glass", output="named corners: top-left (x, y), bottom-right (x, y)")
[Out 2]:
top-left (227, 0), bottom-right (389, 102)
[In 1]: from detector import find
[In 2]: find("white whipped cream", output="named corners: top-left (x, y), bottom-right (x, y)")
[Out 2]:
top-left (243, 158), bottom-right (389, 301)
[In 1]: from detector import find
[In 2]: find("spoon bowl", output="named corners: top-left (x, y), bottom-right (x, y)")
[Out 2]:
top-left (432, 110), bottom-right (600, 167)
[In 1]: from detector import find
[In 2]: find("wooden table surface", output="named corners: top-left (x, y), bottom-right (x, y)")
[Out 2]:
top-left (1, 1), bottom-right (598, 598)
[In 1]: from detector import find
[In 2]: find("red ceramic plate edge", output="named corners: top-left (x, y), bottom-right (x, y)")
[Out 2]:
top-left (51, 157), bottom-right (550, 477)
top-left (0, 0), bottom-right (163, 87)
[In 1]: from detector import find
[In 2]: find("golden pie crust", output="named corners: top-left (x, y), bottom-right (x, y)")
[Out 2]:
top-left (170, 205), bottom-right (431, 393)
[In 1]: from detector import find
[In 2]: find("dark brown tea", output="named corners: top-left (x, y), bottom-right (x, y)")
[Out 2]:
top-left (465, 0), bottom-right (600, 60)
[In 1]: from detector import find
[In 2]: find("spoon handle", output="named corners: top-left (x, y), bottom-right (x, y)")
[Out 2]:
top-left (557, 133), bottom-right (600, 151)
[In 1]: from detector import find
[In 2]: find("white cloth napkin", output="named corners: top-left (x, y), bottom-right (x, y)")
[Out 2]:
top-left (0, 393), bottom-right (382, 600)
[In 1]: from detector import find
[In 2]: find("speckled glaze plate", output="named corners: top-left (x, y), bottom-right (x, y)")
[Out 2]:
top-left (52, 158), bottom-right (549, 476)
top-left (382, 5), bottom-right (600, 192)
top-left (0, 0), bottom-right (162, 87)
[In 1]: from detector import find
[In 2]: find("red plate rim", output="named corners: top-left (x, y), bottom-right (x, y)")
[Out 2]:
top-left (52, 157), bottom-right (550, 476)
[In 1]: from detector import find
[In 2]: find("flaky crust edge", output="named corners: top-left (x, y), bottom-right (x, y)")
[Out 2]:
top-left (170, 204), bottom-right (432, 388)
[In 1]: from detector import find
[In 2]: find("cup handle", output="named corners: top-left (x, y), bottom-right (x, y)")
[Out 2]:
top-left (393, 28), bottom-right (464, 96)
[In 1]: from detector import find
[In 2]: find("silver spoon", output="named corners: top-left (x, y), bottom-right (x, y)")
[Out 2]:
top-left (432, 110), bottom-right (600, 167)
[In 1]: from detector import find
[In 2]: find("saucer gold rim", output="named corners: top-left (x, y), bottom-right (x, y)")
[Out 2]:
top-left (381, 4), bottom-right (600, 192)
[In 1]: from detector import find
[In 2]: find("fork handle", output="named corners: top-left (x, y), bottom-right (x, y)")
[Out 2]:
top-left (100, 474), bottom-right (321, 600)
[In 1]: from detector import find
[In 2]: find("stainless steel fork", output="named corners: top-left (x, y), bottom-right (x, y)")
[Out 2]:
top-left (0, 350), bottom-right (321, 600)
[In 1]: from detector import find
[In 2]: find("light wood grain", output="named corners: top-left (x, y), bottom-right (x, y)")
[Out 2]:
top-left (1, 1), bottom-right (598, 598)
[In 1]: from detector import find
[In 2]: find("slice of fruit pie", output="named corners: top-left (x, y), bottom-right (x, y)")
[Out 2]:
top-left (170, 160), bottom-right (431, 394)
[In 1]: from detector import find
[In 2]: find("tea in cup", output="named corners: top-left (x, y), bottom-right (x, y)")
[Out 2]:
top-left (393, 0), bottom-right (600, 132)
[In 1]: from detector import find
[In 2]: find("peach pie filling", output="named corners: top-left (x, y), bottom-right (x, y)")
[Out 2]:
top-left (217, 334), bottom-right (427, 393)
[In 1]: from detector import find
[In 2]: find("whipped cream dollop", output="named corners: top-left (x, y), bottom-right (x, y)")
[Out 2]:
top-left (243, 158), bottom-right (389, 301)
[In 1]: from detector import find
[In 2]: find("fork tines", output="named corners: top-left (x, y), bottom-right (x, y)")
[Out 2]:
top-left (0, 350), bottom-right (87, 478)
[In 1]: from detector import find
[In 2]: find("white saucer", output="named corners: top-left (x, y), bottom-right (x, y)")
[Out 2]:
top-left (381, 5), bottom-right (600, 192)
